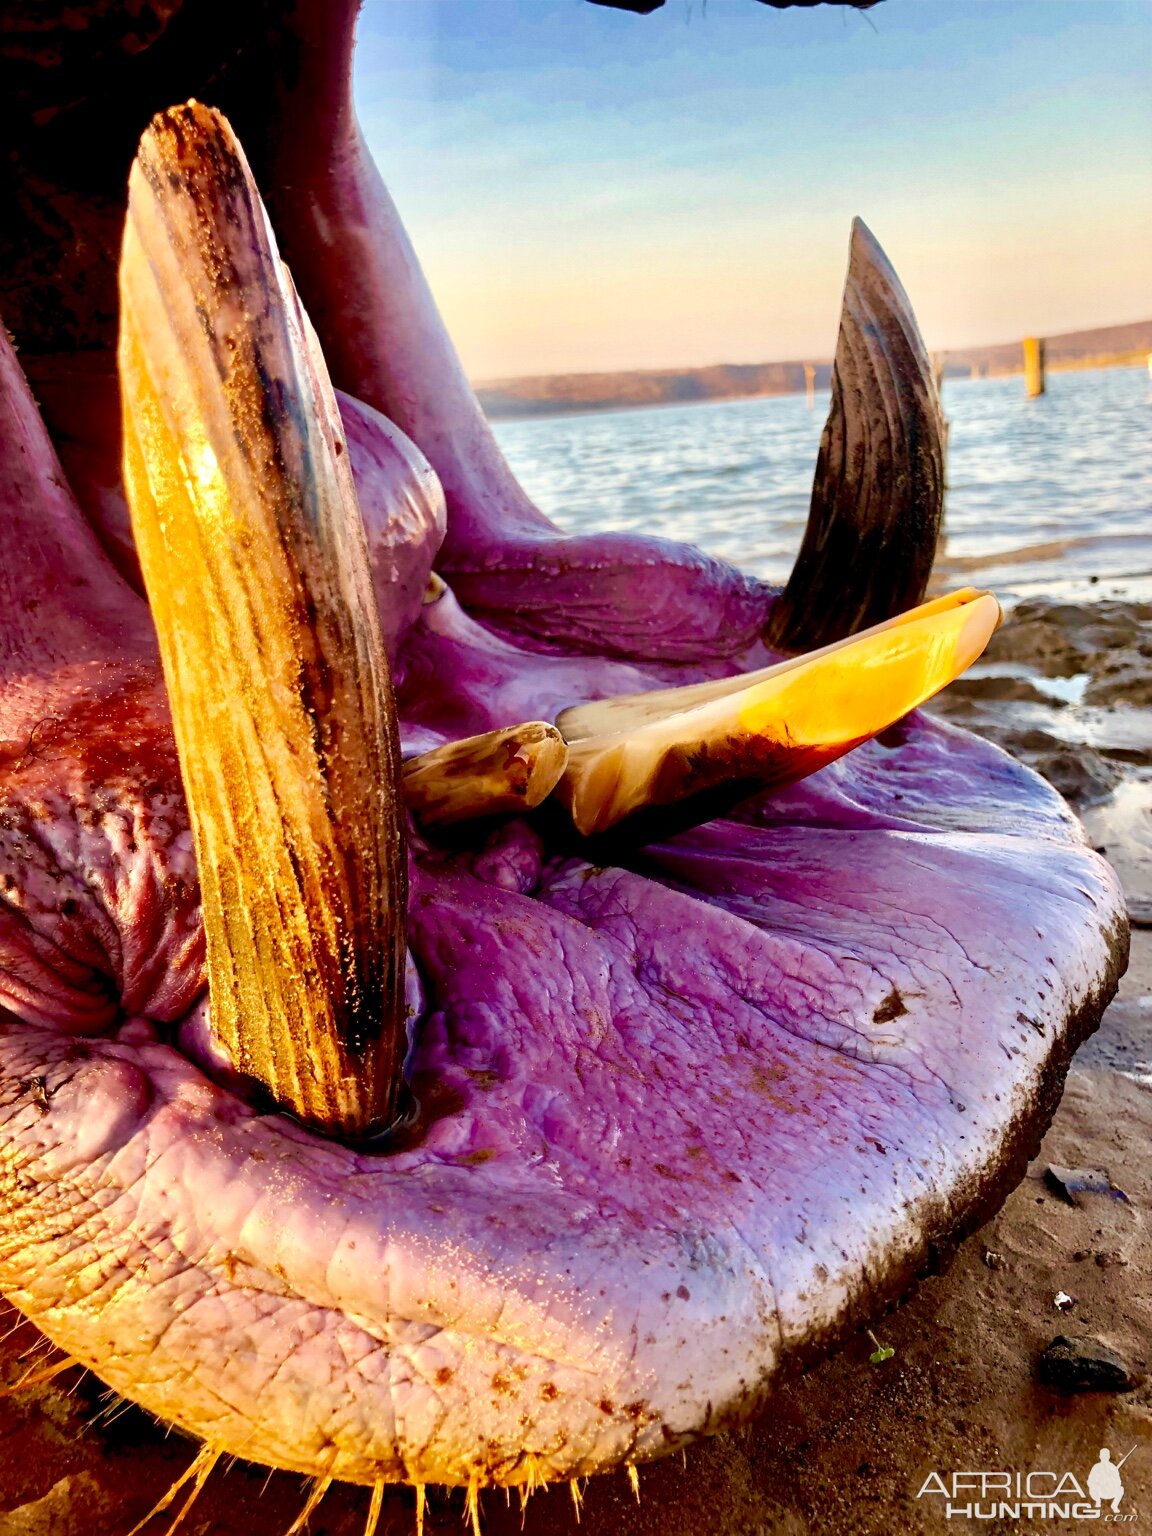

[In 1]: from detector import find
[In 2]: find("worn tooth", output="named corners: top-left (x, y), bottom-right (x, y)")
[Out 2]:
top-left (557, 591), bottom-right (1001, 839)
top-left (558, 588), bottom-right (988, 742)
top-left (402, 723), bottom-right (568, 828)
top-left (118, 102), bottom-right (407, 1140)
top-left (766, 218), bottom-right (947, 653)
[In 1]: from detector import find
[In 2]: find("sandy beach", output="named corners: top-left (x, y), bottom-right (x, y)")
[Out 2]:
top-left (0, 590), bottom-right (1147, 1536)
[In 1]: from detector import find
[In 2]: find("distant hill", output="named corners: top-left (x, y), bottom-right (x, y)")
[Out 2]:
top-left (476, 318), bottom-right (1152, 420)
top-left (938, 318), bottom-right (1152, 380)
top-left (476, 360), bottom-right (834, 419)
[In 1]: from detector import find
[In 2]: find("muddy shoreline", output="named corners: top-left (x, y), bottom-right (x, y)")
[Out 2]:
top-left (1, 596), bottom-right (1149, 1536)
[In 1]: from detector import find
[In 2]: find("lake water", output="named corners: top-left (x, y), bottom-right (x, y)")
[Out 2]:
top-left (494, 364), bottom-right (1152, 606)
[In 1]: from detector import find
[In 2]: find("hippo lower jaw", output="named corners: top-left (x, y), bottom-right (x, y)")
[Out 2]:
top-left (0, 0), bottom-right (1130, 1512)
top-left (1, 799), bottom-right (1125, 1497)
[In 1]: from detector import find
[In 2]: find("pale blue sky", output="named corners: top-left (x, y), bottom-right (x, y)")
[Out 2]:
top-left (353, 0), bottom-right (1152, 378)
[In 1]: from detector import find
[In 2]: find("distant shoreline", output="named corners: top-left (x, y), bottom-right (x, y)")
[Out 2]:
top-left (484, 355), bottom-right (1148, 423)
top-left (478, 318), bottom-right (1152, 421)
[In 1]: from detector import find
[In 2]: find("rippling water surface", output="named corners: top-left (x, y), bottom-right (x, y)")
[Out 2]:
top-left (494, 365), bottom-right (1152, 604)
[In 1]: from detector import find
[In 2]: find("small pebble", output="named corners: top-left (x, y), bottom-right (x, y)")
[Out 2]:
top-left (1095, 1249), bottom-right (1127, 1268)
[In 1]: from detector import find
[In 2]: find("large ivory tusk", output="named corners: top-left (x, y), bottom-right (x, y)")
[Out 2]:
top-left (766, 218), bottom-right (947, 653)
top-left (119, 102), bottom-right (408, 1139)
top-left (557, 591), bottom-right (1001, 838)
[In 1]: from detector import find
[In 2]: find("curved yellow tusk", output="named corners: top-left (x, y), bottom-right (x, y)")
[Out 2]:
top-left (557, 590), bottom-right (1001, 838)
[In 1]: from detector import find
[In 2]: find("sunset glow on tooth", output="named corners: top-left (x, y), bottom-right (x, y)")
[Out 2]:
top-left (559, 592), bottom-right (1001, 838)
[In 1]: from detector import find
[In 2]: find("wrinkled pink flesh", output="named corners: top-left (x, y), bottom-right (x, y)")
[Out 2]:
top-left (0, 303), bottom-right (1125, 1486)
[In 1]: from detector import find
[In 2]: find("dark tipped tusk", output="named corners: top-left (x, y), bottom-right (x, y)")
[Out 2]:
top-left (402, 723), bottom-right (568, 828)
top-left (558, 592), bottom-right (1000, 839)
top-left (765, 218), bottom-right (946, 654)
top-left (119, 102), bottom-right (408, 1140)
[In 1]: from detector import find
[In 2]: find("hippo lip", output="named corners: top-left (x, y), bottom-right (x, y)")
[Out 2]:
top-left (0, 0), bottom-right (1129, 1513)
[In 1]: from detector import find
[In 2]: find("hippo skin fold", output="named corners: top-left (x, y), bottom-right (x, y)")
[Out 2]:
top-left (0, 0), bottom-right (1129, 1500)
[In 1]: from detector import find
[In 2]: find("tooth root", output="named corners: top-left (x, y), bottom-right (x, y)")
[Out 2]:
top-left (118, 102), bottom-right (408, 1140)
top-left (558, 592), bottom-right (1001, 839)
top-left (766, 218), bottom-right (947, 654)
top-left (402, 723), bottom-right (568, 829)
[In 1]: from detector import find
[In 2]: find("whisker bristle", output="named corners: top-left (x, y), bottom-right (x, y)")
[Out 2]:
top-left (1, 1353), bottom-right (78, 1396)
top-left (284, 1472), bottom-right (332, 1535)
top-left (465, 1475), bottom-right (483, 1536)
top-left (124, 1443), bottom-right (218, 1536)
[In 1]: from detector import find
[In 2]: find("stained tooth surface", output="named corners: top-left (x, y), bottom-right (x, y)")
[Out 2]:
top-left (118, 102), bottom-right (408, 1139)
top-left (558, 588), bottom-right (988, 743)
top-left (402, 723), bottom-right (568, 828)
top-left (766, 217), bottom-right (947, 654)
top-left (559, 592), bottom-right (1000, 837)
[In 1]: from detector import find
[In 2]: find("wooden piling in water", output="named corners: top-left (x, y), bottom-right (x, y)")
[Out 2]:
top-left (804, 363), bottom-right (816, 410)
top-left (1023, 336), bottom-right (1046, 397)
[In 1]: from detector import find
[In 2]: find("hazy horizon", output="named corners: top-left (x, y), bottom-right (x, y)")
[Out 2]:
top-left (353, 0), bottom-right (1152, 380)
top-left (469, 315), bottom-right (1152, 387)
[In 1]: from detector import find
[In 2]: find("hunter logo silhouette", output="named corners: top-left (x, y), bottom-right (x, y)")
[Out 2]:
top-left (1087, 1447), bottom-right (1134, 1514)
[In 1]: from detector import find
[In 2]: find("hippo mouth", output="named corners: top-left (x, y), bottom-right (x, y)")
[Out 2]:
top-left (0, 0), bottom-right (1128, 1517)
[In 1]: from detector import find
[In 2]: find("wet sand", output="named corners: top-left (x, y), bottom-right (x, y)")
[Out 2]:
top-left (1, 597), bottom-right (1149, 1536)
